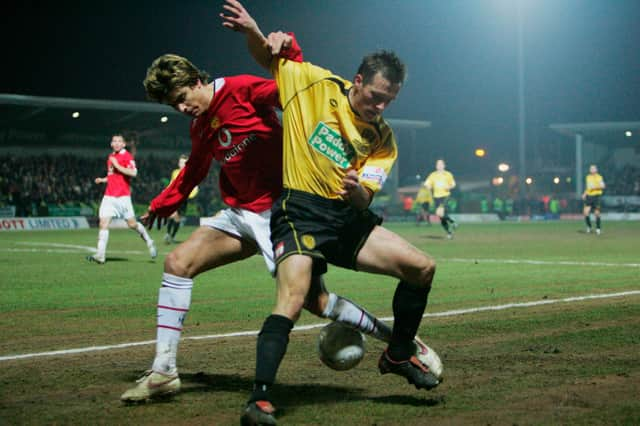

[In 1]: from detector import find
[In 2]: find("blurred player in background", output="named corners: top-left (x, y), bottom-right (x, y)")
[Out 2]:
top-left (222, 1), bottom-right (440, 423)
top-left (164, 154), bottom-right (199, 244)
top-left (424, 159), bottom-right (457, 239)
top-left (121, 48), bottom-right (411, 403)
top-left (582, 164), bottom-right (605, 235)
top-left (86, 134), bottom-right (157, 264)
top-left (415, 184), bottom-right (432, 225)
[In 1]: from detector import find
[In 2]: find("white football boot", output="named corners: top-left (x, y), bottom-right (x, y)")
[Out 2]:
top-left (120, 370), bottom-right (181, 402)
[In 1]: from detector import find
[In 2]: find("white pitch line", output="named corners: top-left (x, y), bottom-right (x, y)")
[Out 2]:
top-left (1, 290), bottom-right (639, 363)
top-left (4, 244), bottom-right (640, 269)
top-left (445, 258), bottom-right (640, 268)
top-left (18, 242), bottom-right (97, 251)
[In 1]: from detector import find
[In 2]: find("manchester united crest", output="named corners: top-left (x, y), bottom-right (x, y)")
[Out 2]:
top-left (210, 116), bottom-right (221, 130)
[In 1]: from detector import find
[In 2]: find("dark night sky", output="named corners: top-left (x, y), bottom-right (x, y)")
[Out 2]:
top-left (3, 0), bottom-right (640, 178)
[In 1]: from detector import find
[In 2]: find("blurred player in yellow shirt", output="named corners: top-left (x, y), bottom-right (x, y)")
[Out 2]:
top-left (424, 159), bottom-right (457, 238)
top-left (581, 164), bottom-right (605, 235)
top-left (415, 185), bottom-right (432, 225)
top-left (165, 155), bottom-right (199, 243)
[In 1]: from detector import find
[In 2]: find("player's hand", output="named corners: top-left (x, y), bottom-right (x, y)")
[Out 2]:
top-left (140, 209), bottom-right (158, 230)
top-left (109, 156), bottom-right (119, 166)
top-left (266, 31), bottom-right (292, 55)
top-left (220, 0), bottom-right (258, 34)
top-left (338, 169), bottom-right (370, 210)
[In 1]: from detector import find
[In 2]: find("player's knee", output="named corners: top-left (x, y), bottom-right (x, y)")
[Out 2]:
top-left (416, 255), bottom-right (436, 288)
top-left (164, 250), bottom-right (192, 277)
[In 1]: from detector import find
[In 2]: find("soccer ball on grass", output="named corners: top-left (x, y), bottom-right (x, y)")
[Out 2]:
top-left (317, 322), bottom-right (365, 371)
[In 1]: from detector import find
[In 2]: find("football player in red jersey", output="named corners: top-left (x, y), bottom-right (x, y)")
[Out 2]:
top-left (120, 48), bottom-right (408, 402)
top-left (87, 133), bottom-right (157, 264)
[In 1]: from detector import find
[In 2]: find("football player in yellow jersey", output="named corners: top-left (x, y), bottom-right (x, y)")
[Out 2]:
top-left (222, 2), bottom-right (440, 424)
top-left (424, 159), bottom-right (458, 238)
top-left (415, 185), bottom-right (433, 225)
top-left (582, 164), bottom-right (605, 235)
top-left (164, 154), bottom-right (199, 244)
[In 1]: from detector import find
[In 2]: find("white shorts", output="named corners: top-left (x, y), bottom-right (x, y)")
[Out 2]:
top-left (200, 208), bottom-right (274, 274)
top-left (99, 195), bottom-right (136, 220)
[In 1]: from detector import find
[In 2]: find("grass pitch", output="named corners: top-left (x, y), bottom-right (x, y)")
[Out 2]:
top-left (1, 221), bottom-right (639, 425)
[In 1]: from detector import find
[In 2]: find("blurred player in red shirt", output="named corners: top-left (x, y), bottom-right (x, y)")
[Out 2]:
top-left (87, 134), bottom-right (157, 264)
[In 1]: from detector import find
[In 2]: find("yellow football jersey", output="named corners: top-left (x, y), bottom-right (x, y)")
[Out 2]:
top-left (271, 57), bottom-right (397, 199)
top-left (415, 186), bottom-right (433, 203)
top-left (170, 168), bottom-right (199, 199)
top-left (585, 173), bottom-right (604, 196)
top-left (424, 171), bottom-right (455, 198)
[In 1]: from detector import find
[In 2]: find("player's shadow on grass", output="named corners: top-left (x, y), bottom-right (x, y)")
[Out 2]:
top-left (104, 257), bottom-right (129, 262)
top-left (420, 235), bottom-right (447, 240)
top-left (179, 372), bottom-right (443, 410)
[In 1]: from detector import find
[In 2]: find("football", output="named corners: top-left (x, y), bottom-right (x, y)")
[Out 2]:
top-left (317, 322), bottom-right (366, 371)
top-left (414, 338), bottom-right (444, 379)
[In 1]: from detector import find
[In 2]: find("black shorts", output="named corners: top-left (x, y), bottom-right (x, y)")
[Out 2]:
top-left (270, 188), bottom-right (382, 275)
top-left (433, 197), bottom-right (449, 210)
top-left (421, 202), bottom-right (430, 210)
top-left (584, 195), bottom-right (601, 210)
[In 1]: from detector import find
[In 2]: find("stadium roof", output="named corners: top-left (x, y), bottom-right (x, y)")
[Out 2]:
top-left (0, 94), bottom-right (191, 147)
top-left (549, 121), bottom-right (640, 139)
top-left (0, 94), bottom-right (430, 149)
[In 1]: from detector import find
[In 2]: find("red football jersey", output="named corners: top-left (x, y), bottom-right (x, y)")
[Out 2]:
top-left (150, 33), bottom-right (304, 217)
top-left (105, 149), bottom-right (135, 197)
top-left (150, 76), bottom-right (283, 215)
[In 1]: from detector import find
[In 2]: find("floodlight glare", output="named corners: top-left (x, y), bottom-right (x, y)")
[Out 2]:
top-left (72, 112), bottom-right (80, 118)
top-left (625, 130), bottom-right (632, 137)
top-left (475, 148), bottom-right (486, 158)
top-left (553, 177), bottom-right (560, 184)
top-left (497, 163), bottom-right (510, 172)
top-left (525, 177), bottom-right (533, 185)
top-left (160, 116), bottom-right (169, 123)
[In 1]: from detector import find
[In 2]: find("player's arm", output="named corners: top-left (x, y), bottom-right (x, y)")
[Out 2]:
top-left (94, 177), bottom-right (107, 184)
top-left (109, 156), bottom-right (138, 177)
top-left (449, 174), bottom-right (456, 190)
top-left (220, 0), bottom-right (271, 69)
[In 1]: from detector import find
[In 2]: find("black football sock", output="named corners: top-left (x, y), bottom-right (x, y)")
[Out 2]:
top-left (440, 217), bottom-right (450, 233)
top-left (585, 215), bottom-right (592, 228)
top-left (388, 281), bottom-right (431, 361)
top-left (596, 216), bottom-right (601, 229)
top-left (250, 314), bottom-right (294, 402)
top-left (171, 221), bottom-right (180, 238)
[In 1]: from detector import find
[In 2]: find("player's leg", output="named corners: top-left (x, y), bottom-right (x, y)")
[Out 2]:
top-left (121, 226), bottom-right (257, 401)
top-left (247, 254), bottom-right (311, 408)
top-left (436, 203), bottom-right (450, 236)
top-left (165, 212), bottom-right (177, 243)
top-left (356, 225), bottom-right (439, 389)
top-left (88, 197), bottom-right (113, 263)
top-left (594, 205), bottom-right (602, 234)
top-left (90, 216), bottom-right (112, 263)
top-left (583, 202), bottom-right (592, 232)
top-left (170, 212), bottom-right (182, 241)
top-left (126, 215), bottom-right (157, 259)
top-left (304, 275), bottom-right (392, 342)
